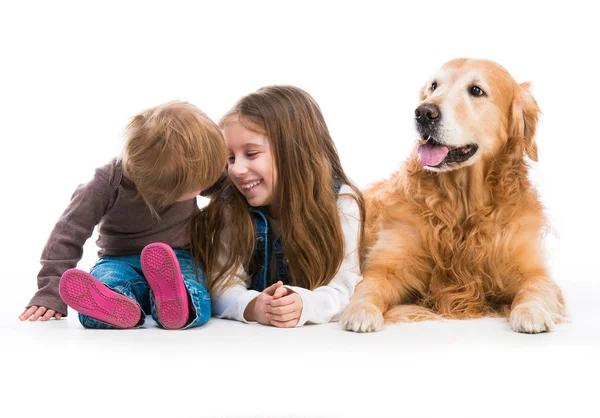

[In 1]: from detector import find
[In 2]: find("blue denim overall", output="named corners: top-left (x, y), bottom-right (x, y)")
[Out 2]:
top-left (248, 207), bottom-right (291, 292)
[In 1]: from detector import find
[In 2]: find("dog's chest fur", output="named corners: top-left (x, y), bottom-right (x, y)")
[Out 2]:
top-left (412, 168), bottom-right (528, 300)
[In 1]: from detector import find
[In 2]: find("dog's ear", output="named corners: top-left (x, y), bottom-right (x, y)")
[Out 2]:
top-left (509, 82), bottom-right (540, 161)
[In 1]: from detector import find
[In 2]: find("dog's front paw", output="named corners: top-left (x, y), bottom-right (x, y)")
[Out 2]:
top-left (509, 302), bottom-right (555, 334)
top-left (340, 302), bottom-right (384, 333)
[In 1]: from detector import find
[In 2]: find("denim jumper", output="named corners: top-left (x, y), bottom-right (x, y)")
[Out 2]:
top-left (248, 207), bottom-right (291, 292)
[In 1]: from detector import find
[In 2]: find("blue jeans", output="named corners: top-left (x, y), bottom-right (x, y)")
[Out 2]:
top-left (78, 249), bottom-right (211, 330)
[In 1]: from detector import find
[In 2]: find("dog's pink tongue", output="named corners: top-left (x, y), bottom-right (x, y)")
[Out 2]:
top-left (418, 143), bottom-right (449, 167)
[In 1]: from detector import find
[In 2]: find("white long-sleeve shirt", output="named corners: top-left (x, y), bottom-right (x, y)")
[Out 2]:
top-left (212, 185), bottom-right (362, 326)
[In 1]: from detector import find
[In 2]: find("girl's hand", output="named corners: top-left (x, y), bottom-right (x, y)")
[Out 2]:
top-left (244, 281), bottom-right (283, 324)
top-left (19, 306), bottom-right (62, 322)
top-left (268, 287), bottom-right (303, 328)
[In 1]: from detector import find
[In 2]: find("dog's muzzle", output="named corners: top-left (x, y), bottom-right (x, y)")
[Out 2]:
top-left (415, 103), bottom-right (440, 138)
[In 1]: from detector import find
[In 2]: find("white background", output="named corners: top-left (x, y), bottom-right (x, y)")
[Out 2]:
top-left (1, 1), bottom-right (598, 417)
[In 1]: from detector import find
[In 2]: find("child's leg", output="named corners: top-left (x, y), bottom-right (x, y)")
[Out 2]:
top-left (174, 249), bottom-right (211, 329)
top-left (141, 243), bottom-right (191, 329)
top-left (59, 257), bottom-right (149, 329)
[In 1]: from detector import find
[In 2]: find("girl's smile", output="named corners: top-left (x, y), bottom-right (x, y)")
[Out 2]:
top-left (224, 121), bottom-right (277, 209)
top-left (240, 179), bottom-right (263, 191)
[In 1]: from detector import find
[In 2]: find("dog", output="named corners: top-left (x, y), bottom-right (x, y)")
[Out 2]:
top-left (340, 58), bottom-right (566, 333)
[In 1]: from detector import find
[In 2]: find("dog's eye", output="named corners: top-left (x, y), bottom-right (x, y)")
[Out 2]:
top-left (431, 82), bottom-right (438, 91)
top-left (469, 85), bottom-right (485, 97)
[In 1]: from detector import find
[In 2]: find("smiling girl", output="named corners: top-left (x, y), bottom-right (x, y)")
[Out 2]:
top-left (190, 85), bottom-right (365, 327)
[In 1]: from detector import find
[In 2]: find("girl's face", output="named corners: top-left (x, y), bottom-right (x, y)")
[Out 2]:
top-left (224, 121), bottom-right (278, 212)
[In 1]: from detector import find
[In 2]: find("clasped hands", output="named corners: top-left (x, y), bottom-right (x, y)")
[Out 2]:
top-left (244, 281), bottom-right (303, 328)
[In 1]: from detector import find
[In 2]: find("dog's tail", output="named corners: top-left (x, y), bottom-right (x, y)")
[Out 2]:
top-left (384, 305), bottom-right (440, 324)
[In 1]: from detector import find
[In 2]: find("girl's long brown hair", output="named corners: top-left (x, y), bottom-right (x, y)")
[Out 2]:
top-left (189, 85), bottom-right (365, 293)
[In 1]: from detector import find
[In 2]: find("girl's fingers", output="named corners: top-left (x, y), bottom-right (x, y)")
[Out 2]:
top-left (54, 313), bottom-right (62, 320)
top-left (269, 302), bottom-right (297, 315)
top-left (272, 286), bottom-right (289, 299)
top-left (258, 293), bottom-right (273, 304)
top-left (263, 281), bottom-right (283, 296)
top-left (267, 310), bottom-right (300, 323)
top-left (270, 293), bottom-right (298, 307)
top-left (270, 318), bottom-right (299, 328)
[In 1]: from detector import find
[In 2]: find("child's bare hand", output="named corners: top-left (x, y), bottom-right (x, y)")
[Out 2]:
top-left (19, 306), bottom-right (62, 322)
top-left (244, 281), bottom-right (284, 324)
top-left (267, 287), bottom-right (303, 328)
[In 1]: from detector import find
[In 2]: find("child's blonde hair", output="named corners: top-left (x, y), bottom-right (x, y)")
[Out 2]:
top-left (121, 101), bottom-right (226, 214)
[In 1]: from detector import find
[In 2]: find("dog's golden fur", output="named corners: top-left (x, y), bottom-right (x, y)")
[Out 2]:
top-left (340, 58), bottom-right (566, 333)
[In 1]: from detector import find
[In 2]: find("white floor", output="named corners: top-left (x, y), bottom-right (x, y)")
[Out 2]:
top-left (2, 276), bottom-right (598, 418)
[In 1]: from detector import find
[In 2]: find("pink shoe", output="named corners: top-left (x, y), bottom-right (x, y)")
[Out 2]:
top-left (59, 269), bottom-right (141, 328)
top-left (141, 243), bottom-right (189, 329)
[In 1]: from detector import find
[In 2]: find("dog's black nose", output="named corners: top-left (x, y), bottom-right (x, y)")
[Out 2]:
top-left (415, 103), bottom-right (440, 123)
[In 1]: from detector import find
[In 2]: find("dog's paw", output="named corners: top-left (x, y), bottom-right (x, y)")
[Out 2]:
top-left (340, 302), bottom-right (384, 333)
top-left (509, 302), bottom-right (555, 334)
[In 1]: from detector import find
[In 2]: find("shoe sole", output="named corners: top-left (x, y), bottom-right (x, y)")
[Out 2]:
top-left (59, 269), bottom-right (141, 328)
top-left (141, 243), bottom-right (189, 329)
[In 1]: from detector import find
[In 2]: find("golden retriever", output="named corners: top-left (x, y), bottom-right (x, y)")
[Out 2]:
top-left (340, 58), bottom-right (566, 333)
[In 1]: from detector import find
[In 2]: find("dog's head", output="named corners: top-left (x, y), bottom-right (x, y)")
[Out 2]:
top-left (414, 58), bottom-right (540, 172)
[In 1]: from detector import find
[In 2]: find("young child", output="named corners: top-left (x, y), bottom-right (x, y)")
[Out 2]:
top-left (190, 85), bottom-right (365, 327)
top-left (20, 101), bottom-right (227, 329)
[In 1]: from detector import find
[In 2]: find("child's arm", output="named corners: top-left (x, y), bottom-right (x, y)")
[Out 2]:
top-left (271, 187), bottom-right (362, 327)
top-left (212, 270), bottom-right (283, 324)
top-left (211, 223), bottom-right (284, 324)
top-left (213, 274), bottom-right (285, 325)
top-left (21, 166), bottom-right (115, 320)
top-left (210, 242), bottom-right (261, 322)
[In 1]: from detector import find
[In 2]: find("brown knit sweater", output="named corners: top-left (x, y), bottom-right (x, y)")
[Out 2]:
top-left (26, 158), bottom-right (199, 316)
